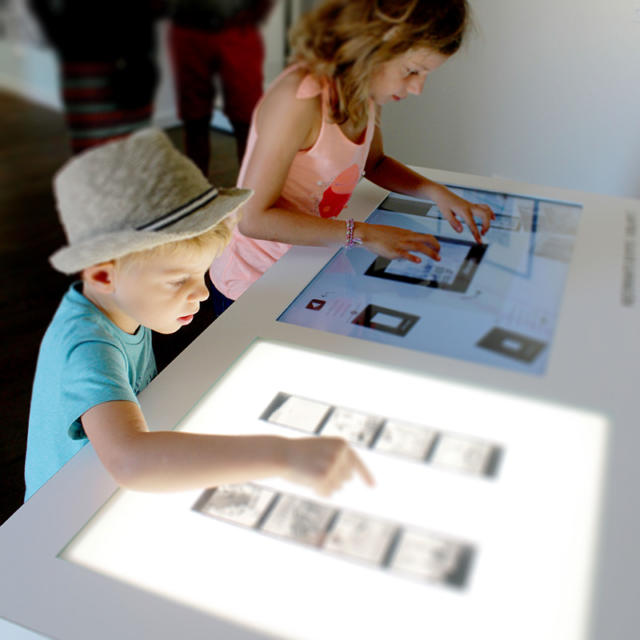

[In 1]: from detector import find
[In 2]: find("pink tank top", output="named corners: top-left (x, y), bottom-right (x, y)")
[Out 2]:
top-left (210, 65), bottom-right (375, 300)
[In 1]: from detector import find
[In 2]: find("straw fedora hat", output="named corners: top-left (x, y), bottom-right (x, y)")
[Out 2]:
top-left (50, 128), bottom-right (252, 274)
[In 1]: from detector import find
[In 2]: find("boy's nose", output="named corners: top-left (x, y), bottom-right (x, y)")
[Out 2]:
top-left (190, 279), bottom-right (209, 302)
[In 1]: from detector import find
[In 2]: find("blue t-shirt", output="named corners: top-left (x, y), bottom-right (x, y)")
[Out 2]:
top-left (24, 282), bottom-right (156, 500)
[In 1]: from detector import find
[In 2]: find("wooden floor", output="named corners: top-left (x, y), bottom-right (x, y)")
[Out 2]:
top-left (0, 90), bottom-right (240, 525)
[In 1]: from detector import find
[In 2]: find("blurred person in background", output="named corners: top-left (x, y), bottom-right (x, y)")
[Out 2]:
top-left (28, 0), bottom-right (166, 154)
top-left (168, 0), bottom-right (275, 176)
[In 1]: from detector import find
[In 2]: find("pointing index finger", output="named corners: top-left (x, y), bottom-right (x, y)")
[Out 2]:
top-left (477, 204), bottom-right (494, 233)
top-left (468, 216), bottom-right (482, 244)
top-left (351, 450), bottom-right (375, 487)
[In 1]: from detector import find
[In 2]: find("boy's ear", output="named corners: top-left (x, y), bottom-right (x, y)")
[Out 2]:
top-left (83, 261), bottom-right (117, 292)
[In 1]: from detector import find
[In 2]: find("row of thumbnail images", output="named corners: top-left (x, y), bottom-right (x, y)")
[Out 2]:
top-left (260, 392), bottom-right (503, 478)
top-left (193, 483), bottom-right (475, 589)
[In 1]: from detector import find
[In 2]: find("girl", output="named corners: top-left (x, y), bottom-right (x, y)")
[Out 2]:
top-left (210, 0), bottom-right (494, 308)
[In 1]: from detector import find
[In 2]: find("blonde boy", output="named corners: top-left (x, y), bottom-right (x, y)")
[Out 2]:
top-left (25, 129), bottom-right (372, 500)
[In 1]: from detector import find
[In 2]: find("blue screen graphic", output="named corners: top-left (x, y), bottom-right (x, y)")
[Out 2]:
top-left (278, 186), bottom-right (582, 375)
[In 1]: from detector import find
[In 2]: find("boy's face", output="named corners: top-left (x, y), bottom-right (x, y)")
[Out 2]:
top-left (369, 48), bottom-right (450, 105)
top-left (109, 248), bottom-right (214, 335)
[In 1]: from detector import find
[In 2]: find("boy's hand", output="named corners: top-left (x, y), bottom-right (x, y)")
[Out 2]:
top-left (430, 184), bottom-right (495, 243)
top-left (282, 436), bottom-right (375, 497)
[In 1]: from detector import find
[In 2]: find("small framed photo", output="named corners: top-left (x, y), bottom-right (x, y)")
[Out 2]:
top-left (319, 407), bottom-right (383, 446)
top-left (323, 511), bottom-right (397, 565)
top-left (476, 327), bottom-right (547, 363)
top-left (373, 419), bottom-right (438, 460)
top-left (193, 483), bottom-right (277, 528)
top-left (260, 495), bottom-right (337, 547)
top-left (378, 195), bottom-right (434, 217)
top-left (430, 434), bottom-right (502, 477)
top-left (389, 530), bottom-right (474, 588)
top-left (352, 304), bottom-right (419, 337)
top-left (260, 392), bottom-right (332, 433)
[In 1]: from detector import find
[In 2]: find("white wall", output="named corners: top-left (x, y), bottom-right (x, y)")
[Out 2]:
top-left (381, 0), bottom-right (640, 198)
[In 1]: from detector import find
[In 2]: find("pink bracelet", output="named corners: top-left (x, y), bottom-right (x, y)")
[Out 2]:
top-left (345, 218), bottom-right (362, 248)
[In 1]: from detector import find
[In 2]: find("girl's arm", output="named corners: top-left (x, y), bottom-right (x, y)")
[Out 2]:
top-left (82, 400), bottom-right (374, 497)
top-left (236, 70), bottom-right (345, 246)
top-left (236, 71), bottom-right (441, 263)
top-left (365, 125), bottom-right (494, 244)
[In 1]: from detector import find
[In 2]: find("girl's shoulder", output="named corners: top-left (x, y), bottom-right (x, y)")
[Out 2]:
top-left (268, 66), bottom-right (325, 102)
top-left (257, 66), bottom-right (323, 129)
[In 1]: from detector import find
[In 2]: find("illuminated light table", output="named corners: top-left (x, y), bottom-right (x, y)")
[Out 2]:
top-left (1, 169), bottom-right (638, 640)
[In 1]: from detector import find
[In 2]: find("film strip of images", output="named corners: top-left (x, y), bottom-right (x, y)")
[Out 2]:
top-left (193, 482), bottom-right (475, 589)
top-left (260, 392), bottom-right (503, 479)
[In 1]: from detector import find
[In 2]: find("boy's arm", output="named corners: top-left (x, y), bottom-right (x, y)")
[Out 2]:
top-left (364, 125), bottom-right (494, 243)
top-left (82, 400), bottom-right (373, 496)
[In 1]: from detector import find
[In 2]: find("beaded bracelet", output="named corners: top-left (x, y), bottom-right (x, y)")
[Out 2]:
top-left (345, 218), bottom-right (362, 247)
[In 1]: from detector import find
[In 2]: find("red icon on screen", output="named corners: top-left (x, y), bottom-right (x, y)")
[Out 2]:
top-left (306, 299), bottom-right (326, 311)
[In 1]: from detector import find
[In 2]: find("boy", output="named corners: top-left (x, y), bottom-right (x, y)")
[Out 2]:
top-left (25, 128), bottom-right (373, 501)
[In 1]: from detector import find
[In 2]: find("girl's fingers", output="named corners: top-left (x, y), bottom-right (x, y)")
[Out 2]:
top-left (467, 217), bottom-right (482, 243)
top-left (418, 244), bottom-right (441, 261)
top-left (444, 201), bottom-right (495, 241)
top-left (404, 233), bottom-right (440, 258)
top-left (370, 226), bottom-right (442, 262)
top-left (398, 251), bottom-right (422, 263)
top-left (448, 213), bottom-right (464, 233)
top-left (474, 204), bottom-right (494, 233)
top-left (423, 234), bottom-right (440, 251)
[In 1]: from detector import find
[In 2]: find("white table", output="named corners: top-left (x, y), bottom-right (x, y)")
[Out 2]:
top-left (1, 170), bottom-right (638, 640)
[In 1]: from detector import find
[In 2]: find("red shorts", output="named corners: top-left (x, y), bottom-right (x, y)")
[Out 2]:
top-left (169, 23), bottom-right (264, 124)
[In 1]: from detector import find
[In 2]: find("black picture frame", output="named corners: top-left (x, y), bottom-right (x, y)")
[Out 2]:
top-left (364, 236), bottom-right (487, 294)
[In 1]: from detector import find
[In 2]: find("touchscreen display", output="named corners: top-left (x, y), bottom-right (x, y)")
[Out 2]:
top-left (279, 186), bottom-right (583, 375)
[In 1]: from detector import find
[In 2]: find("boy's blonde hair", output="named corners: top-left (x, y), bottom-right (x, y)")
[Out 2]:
top-left (115, 215), bottom-right (235, 271)
top-left (289, 0), bottom-right (469, 130)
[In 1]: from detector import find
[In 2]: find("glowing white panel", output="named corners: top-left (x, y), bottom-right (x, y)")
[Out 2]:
top-left (61, 340), bottom-right (607, 640)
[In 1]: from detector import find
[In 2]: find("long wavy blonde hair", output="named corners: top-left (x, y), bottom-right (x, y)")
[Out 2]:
top-left (289, 0), bottom-right (469, 130)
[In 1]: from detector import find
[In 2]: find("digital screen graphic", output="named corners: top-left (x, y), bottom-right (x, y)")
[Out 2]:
top-left (278, 186), bottom-right (583, 375)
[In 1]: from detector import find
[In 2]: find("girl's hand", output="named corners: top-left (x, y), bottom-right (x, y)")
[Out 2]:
top-left (282, 436), bottom-right (375, 497)
top-left (430, 184), bottom-right (495, 244)
top-left (361, 223), bottom-right (441, 264)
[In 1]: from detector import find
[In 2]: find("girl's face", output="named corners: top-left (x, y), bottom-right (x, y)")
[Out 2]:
top-left (369, 48), bottom-right (450, 105)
